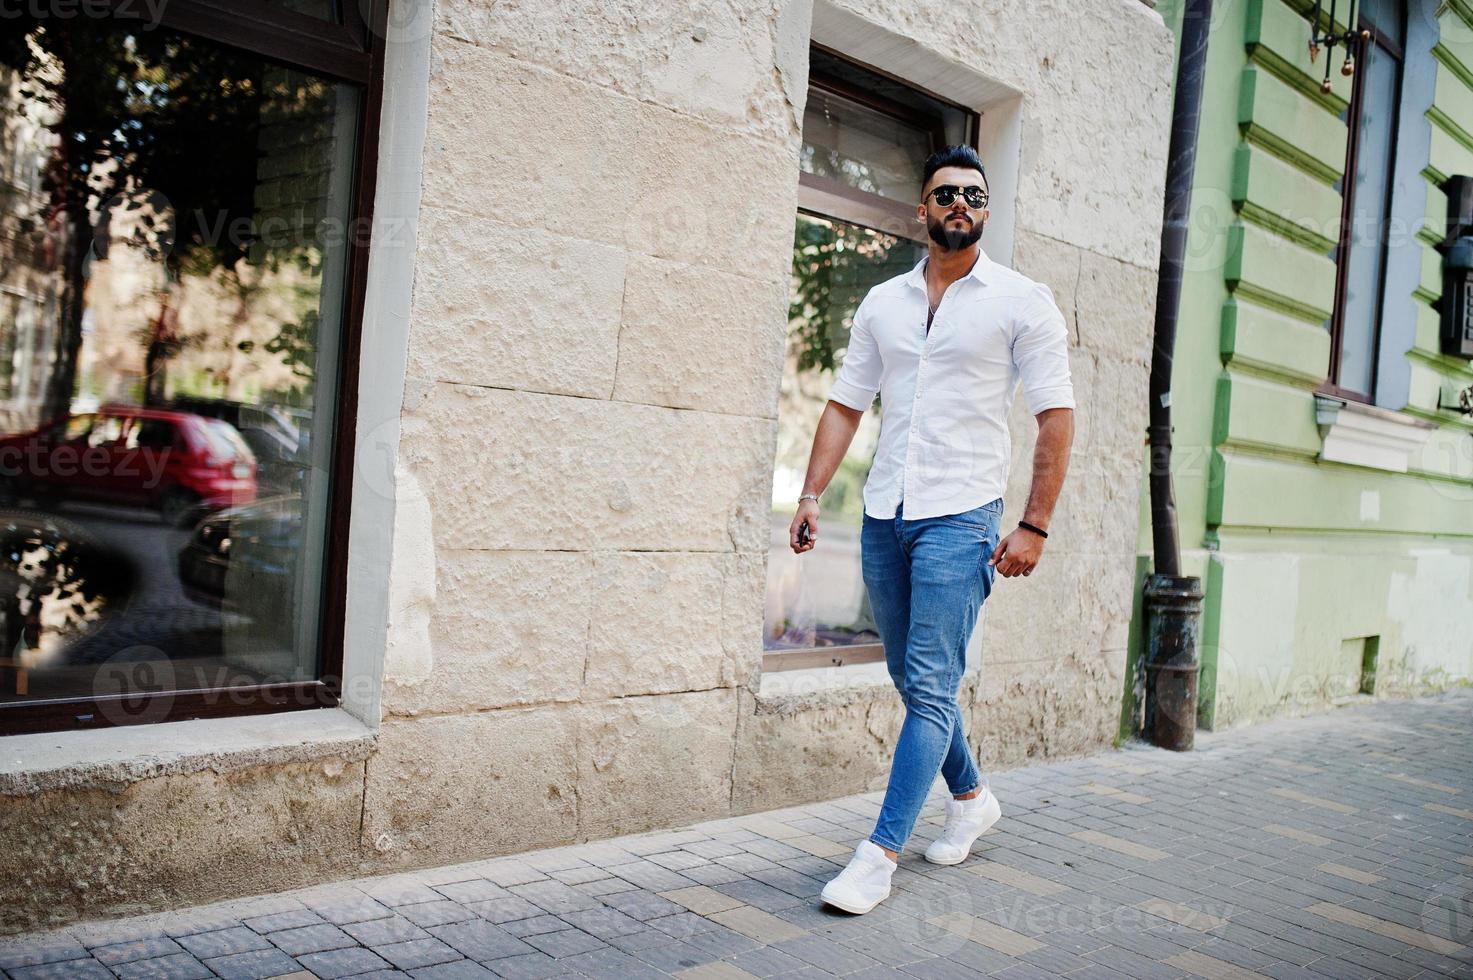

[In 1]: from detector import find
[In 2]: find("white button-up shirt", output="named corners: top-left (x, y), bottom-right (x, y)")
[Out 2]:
top-left (826, 247), bottom-right (1075, 521)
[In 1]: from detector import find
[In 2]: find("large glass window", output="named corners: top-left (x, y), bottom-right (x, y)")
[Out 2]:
top-left (1327, 0), bottom-right (1404, 400)
top-left (763, 49), bottom-right (976, 671)
top-left (0, 3), bottom-right (381, 733)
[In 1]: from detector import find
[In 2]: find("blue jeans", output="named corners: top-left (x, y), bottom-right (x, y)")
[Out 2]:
top-left (862, 497), bottom-right (1002, 853)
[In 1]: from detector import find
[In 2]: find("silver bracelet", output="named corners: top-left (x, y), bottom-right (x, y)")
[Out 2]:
top-left (798, 493), bottom-right (820, 505)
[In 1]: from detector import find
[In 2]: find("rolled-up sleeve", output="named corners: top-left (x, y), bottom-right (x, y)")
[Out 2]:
top-left (1011, 283), bottom-right (1076, 415)
top-left (827, 300), bottom-right (882, 412)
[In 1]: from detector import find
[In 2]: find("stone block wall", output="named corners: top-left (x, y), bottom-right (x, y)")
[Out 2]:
top-left (367, 0), bottom-right (1175, 864)
top-left (0, 0), bottom-right (1175, 936)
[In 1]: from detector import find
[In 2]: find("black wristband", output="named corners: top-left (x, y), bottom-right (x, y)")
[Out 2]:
top-left (1017, 520), bottom-right (1049, 539)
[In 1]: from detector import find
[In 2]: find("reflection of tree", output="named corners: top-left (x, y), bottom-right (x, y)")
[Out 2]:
top-left (777, 214), bottom-right (920, 522)
top-left (799, 140), bottom-right (884, 199)
top-left (261, 309), bottom-right (319, 384)
top-left (174, 258), bottom-right (323, 404)
top-left (0, 21), bottom-right (294, 417)
top-left (141, 292), bottom-right (183, 405)
top-left (789, 213), bottom-right (923, 364)
top-left (764, 214), bottom-right (921, 649)
top-left (0, 511), bottom-right (136, 695)
top-left (787, 215), bottom-right (902, 373)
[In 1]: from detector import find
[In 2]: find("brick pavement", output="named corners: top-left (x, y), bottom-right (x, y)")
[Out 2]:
top-left (3, 688), bottom-right (1470, 979)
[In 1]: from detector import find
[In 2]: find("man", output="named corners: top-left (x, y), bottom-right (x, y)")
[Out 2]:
top-left (790, 145), bottom-right (1075, 915)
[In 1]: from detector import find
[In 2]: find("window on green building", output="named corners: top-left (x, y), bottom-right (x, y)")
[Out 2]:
top-left (1328, 0), bottom-right (1405, 400)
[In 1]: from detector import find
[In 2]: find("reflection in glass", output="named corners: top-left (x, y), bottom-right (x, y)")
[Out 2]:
top-left (0, 21), bottom-right (358, 706)
top-left (764, 214), bottom-right (923, 651)
top-left (800, 88), bottom-right (934, 205)
top-left (265, 0), bottom-right (341, 21)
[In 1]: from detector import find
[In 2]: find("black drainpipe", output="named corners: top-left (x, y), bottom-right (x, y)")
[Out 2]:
top-left (1142, 0), bottom-right (1211, 751)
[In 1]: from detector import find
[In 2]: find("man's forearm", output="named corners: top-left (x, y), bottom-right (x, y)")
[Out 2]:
top-left (1021, 408), bottom-right (1074, 529)
top-left (801, 401), bottom-right (865, 497)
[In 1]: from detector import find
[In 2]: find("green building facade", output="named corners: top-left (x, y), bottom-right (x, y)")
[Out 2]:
top-left (1127, 0), bottom-right (1473, 733)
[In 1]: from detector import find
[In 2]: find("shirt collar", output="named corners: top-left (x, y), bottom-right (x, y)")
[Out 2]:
top-left (905, 245), bottom-right (994, 293)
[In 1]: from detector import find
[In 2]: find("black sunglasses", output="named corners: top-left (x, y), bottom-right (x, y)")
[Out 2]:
top-left (926, 184), bottom-right (989, 209)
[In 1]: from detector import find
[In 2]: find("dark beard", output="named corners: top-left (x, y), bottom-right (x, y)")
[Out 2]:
top-left (927, 215), bottom-right (983, 251)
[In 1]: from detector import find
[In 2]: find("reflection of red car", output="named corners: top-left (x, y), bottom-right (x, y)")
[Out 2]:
top-left (0, 407), bottom-right (257, 525)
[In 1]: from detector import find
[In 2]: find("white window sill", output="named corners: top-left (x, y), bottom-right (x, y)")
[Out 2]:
top-left (0, 708), bottom-right (377, 795)
top-left (757, 619), bottom-right (988, 703)
top-left (1315, 395), bottom-right (1435, 473)
top-left (758, 658), bottom-right (895, 700)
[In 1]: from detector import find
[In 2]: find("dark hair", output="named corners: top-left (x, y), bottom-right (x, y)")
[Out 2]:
top-left (921, 145), bottom-right (987, 193)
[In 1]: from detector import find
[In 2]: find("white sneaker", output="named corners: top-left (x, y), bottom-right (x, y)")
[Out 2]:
top-left (924, 786), bottom-right (1002, 865)
top-left (820, 839), bottom-right (896, 914)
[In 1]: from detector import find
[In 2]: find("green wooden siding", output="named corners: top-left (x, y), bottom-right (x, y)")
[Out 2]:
top-left (1211, 449), bottom-right (1473, 534)
top-left (1232, 144), bottom-right (1341, 252)
top-left (1225, 220), bottom-right (1337, 319)
top-left (1213, 372), bottom-right (1323, 457)
top-left (1130, 0), bottom-right (1473, 736)
top-left (1238, 66), bottom-right (1348, 183)
top-left (1246, 0), bottom-right (1353, 107)
top-left (1217, 0), bottom-right (1473, 516)
top-left (1220, 297), bottom-right (1332, 386)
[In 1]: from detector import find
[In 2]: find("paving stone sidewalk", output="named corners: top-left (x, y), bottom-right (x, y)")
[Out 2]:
top-left (4, 689), bottom-right (1472, 980)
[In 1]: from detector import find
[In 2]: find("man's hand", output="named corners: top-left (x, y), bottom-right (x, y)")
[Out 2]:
top-left (992, 407), bottom-right (1072, 579)
top-left (989, 527), bottom-right (1045, 577)
top-left (789, 499), bottom-right (820, 554)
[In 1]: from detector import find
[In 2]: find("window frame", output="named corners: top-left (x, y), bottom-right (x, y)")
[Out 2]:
top-left (1324, 12), bottom-right (1405, 403)
top-left (795, 43), bottom-right (974, 247)
top-left (93, 0), bottom-right (376, 83)
top-left (764, 48), bottom-right (977, 674)
top-left (0, 0), bottom-right (388, 735)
